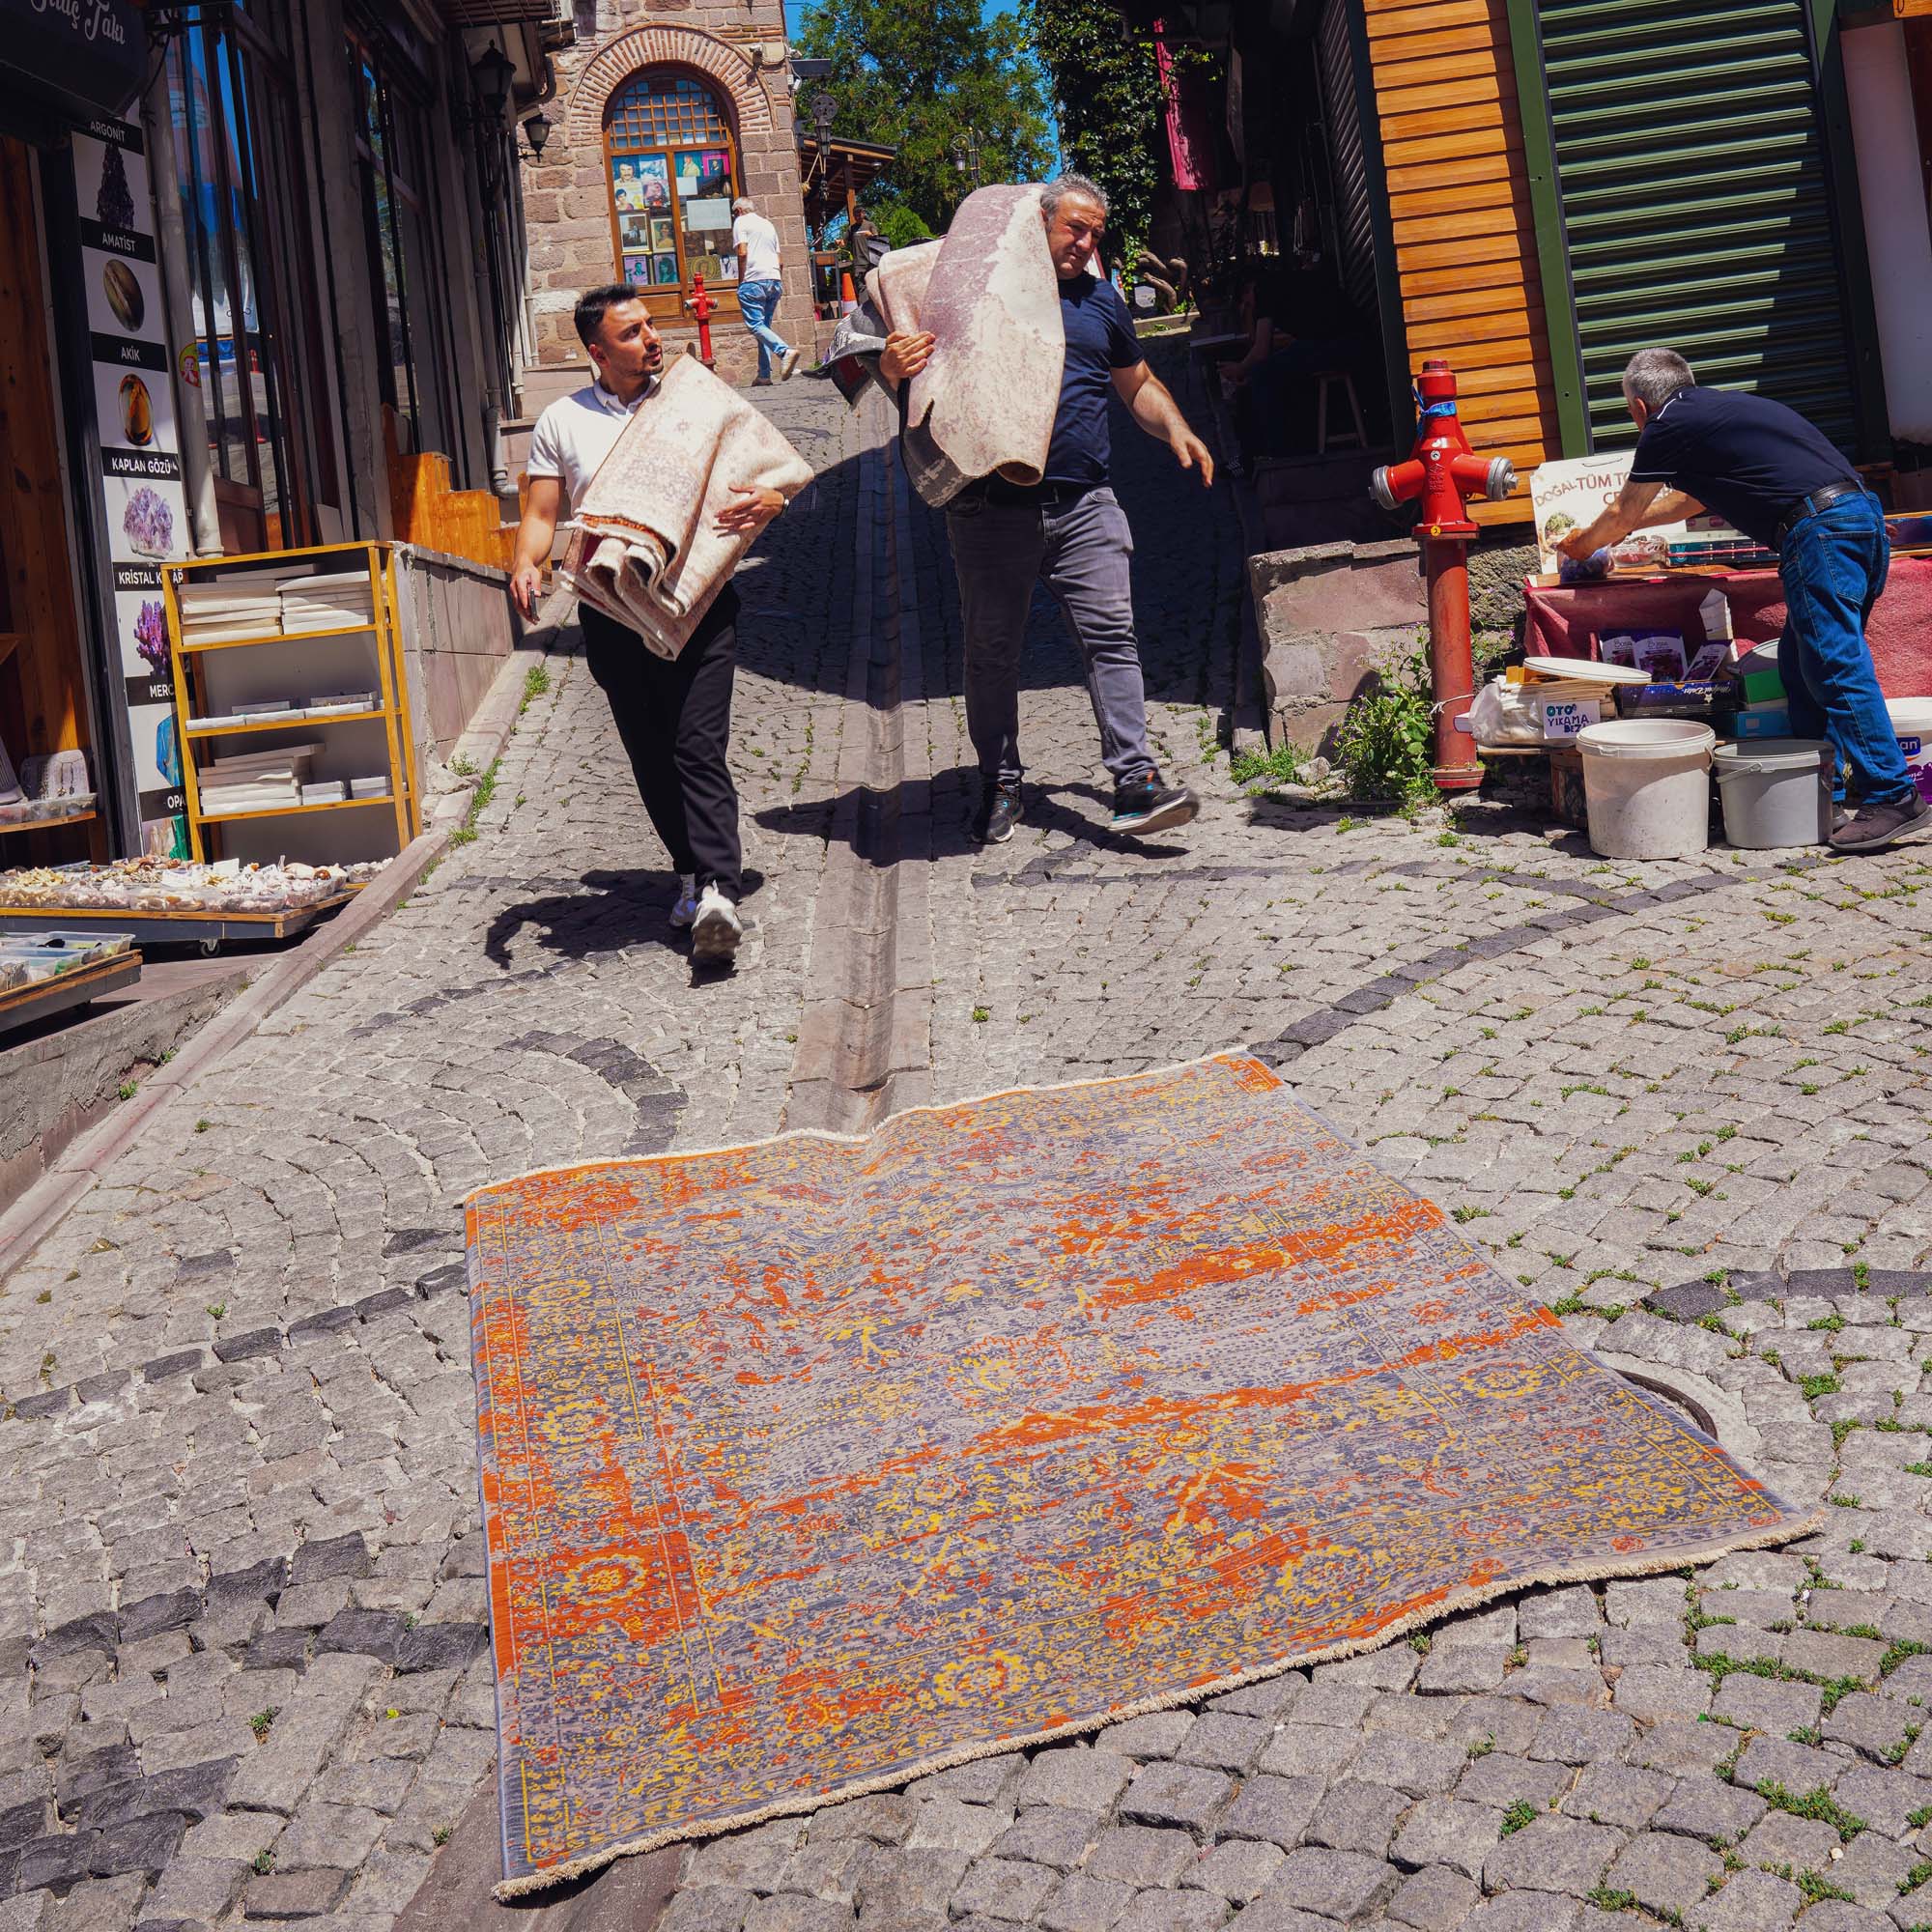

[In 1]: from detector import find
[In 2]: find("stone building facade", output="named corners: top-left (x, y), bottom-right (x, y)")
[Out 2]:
top-left (519, 1), bottom-right (813, 394)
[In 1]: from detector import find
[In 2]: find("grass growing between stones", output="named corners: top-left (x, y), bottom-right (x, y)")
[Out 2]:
top-left (1755, 1781), bottom-right (1868, 1842)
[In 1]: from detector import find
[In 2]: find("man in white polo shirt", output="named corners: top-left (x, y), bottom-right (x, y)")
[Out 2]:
top-left (510, 285), bottom-right (785, 965)
top-left (731, 196), bottom-right (798, 387)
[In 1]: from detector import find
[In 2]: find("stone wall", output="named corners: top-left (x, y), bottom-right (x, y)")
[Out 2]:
top-left (520, 1), bottom-right (811, 385)
top-left (1249, 539), bottom-right (1428, 753)
top-left (391, 546), bottom-right (524, 790)
top-left (1249, 529), bottom-right (1541, 751)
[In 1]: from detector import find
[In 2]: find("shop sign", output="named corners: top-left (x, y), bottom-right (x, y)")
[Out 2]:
top-left (71, 116), bottom-right (191, 858)
top-left (0, 0), bottom-right (146, 122)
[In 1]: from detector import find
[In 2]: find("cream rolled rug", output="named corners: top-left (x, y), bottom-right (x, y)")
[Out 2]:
top-left (866, 185), bottom-right (1065, 508)
top-left (560, 355), bottom-right (814, 660)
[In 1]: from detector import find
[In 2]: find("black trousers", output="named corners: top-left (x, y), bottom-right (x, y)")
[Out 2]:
top-left (579, 593), bottom-right (742, 899)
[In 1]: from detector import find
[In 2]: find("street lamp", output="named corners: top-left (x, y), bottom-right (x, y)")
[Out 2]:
top-left (520, 110), bottom-right (552, 160)
top-left (803, 91), bottom-right (836, 186)
top-left (951, 128), bottom-right (981, 190)
top-left (472, 42), bottom-right (515, 126)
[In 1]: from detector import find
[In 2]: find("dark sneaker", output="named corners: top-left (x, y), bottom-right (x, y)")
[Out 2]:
top-left (1830, 793), bottom-right (1932, 853)
top-left (1111, 776), bottom-right (1200, 837)
top-left (973, 782), bottom-right (1023, 845)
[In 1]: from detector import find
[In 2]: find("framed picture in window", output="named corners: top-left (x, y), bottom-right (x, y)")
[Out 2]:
top-left (623, 254), bottom-right (653, 289)
top-left (611, 157), bottom-right (644, 211)
top-left (653, 253), bottom-right (680, 286)
top-left (717, 255), bottom-right (738, 282)
top-left (619, 213), bottom-right (650, 251)
top-left (695, 150), bottom-right (730, 196)
top-left (650, 216), bottom-right (675, 253)
top-left (636, 156), bottom-right (670, 211)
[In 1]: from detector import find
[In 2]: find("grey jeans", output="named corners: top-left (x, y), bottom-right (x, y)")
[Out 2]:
top-left (945, 485), bottom-right (1155, 788)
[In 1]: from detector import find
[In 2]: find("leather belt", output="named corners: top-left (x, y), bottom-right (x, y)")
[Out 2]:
top-left (1774, 479), bottom-right (1868, 549)
top-left (980, 478), bottom-right (1094, 508)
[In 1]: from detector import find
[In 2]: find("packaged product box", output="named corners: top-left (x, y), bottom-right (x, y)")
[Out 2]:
top-left (1601, 630), bottom-right (1688, 679)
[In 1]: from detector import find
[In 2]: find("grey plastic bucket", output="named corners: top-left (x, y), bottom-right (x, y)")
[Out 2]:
top-left (1712, 737), bottom-right (1833, 850)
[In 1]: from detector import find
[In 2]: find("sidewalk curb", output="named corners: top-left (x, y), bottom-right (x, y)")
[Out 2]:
top-left (0, 646), bottom-right (536, 1282)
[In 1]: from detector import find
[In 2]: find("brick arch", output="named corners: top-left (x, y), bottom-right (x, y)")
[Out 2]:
top-left (567, 25), bottom-right (775, 145)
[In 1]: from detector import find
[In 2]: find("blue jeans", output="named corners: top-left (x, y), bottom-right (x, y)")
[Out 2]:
top-left (946, 485), bottom-right (1155, 787)
top-left (1777, 493), bottom-right (1911, 805)
top-left (737, 279), bottom-right (789, 379)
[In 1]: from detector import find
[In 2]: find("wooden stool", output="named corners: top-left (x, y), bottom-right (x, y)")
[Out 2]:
top-left (1315, 369), bottom-right (1367, 454)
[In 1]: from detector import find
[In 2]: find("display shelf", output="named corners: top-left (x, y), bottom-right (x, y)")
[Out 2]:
top-left (0, 810), bottom-right (98, 836)
top-left (0, 951), bottom-right (142, 1033)
top-left (175, 621), bottom-right (379, 655)
top-left (185, 709), bottom-right (391, 739)
top-left (195, 795), bottom-right (393, 825)
top-left (0, 895), bottom-right (355, 947)
top-left (162, 542), bottom-right (417, 863)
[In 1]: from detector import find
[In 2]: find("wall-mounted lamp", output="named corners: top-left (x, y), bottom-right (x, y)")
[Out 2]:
top-left (472, 42), bottom-right (515, 125)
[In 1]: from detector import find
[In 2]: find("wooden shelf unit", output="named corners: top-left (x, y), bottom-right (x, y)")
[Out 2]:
top-left (160, 543), bottom-right (420, 862)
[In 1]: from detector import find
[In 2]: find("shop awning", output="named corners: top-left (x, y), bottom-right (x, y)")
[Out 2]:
top-left (437, 0), bottom-right (572, 26)
top-left (800, 135), bottom-right (897, 225)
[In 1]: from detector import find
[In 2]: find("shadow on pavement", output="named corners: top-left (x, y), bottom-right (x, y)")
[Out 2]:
top-left (482, 867), bottom-right (767, 969)
top-left (753, 770), bottom-right (1193, 865)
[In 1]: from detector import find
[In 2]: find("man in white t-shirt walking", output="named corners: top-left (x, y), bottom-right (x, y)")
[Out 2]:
top-left (731, 196), bottom-right (798, 386)
top-left (509, 285), bottom-right (786, 965)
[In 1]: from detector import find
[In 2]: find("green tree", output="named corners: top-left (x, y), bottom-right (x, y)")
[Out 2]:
top-left (795, 0), bottom-right (1054, 232)
top-left (1020, 0), bottom-right (1164, 267)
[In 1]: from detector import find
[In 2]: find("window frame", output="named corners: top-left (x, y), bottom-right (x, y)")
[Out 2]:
top-left (167, 8), bottom-right (324, 548)
top-left (347, 17), bottom-right (467, 478)
top-left (601, 68), bottom-right (742, 321)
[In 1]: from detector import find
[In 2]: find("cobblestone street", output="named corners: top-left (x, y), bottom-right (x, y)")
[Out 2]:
top-left (5, 369), bottom-right (1932, 1932)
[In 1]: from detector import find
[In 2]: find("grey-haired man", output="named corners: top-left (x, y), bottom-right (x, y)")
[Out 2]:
top-left (1558, 347), bottom-right (1927, 853)
top-left (882, 175), bottom-right (1213, 844)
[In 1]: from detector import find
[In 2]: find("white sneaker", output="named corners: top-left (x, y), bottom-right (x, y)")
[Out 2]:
top-left (779, 348), bottom-right (801, 381)
top-left (690, 883), bottom-right (743, 963)
top-left (668, 873), bottom-right (697, 928)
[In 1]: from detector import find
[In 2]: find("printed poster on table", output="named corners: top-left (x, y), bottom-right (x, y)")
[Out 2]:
top-left (73, 116), bottom-right (190, 858)
top-left (1529, 452), bottom-right (1729, 576)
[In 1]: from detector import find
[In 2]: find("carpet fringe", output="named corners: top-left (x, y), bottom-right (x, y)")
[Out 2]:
top-left (490, 1505), bottom-right (1820, 1899)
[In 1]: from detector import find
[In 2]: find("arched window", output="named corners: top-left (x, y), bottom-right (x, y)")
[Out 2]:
top-left (603, 70), bottom-right (741, 317)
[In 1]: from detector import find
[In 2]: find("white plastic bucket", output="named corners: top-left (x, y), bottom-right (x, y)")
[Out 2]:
top-left (1889, 698), bottom-right (1932, 804)
top-left (1576, 719), bottom-right (1717, 859)
top-left (1713, 738), bottom-right (1833, 849)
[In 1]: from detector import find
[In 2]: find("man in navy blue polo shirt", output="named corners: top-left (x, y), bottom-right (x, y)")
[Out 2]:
top-left (1558, 347), bottom-right (1926, 852)
top-left (881, 176), bottom-right (1215, 846)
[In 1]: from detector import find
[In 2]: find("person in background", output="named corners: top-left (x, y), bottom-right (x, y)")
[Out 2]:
top-left (1223, 260), bottom-right (1357, 471)
top-left (731, 196), bottom-right (798, 386)
top-left (509, 286), bottom-right (786, 964)
top-left (1558, 347), bottom-right (1928, 853)
top-left (878, 174), bottom-right (1212, 845)
top-left (847, 206), bottom-right (888, 280)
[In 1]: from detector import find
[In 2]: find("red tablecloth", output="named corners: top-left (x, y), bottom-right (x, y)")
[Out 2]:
top-left (1522, 557), bottom-right (1932, 698)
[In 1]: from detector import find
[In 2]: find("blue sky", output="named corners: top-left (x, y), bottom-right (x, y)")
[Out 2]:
top-left (781, 0), bottom-right (1017, 36)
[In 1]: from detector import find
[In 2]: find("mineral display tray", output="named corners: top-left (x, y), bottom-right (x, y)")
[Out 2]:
top-left (0, 892), bottom-right (356, 947)
top-left (0, 952), bottom-right (142, 1035)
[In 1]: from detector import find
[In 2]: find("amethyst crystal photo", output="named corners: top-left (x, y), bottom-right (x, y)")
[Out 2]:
top-left (122, 486), bottom-right (174, 558)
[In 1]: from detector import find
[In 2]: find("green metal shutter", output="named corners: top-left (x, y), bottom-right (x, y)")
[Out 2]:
top-left (1535, 0), bottom-right (1858, 451)
top-left (1316, 0), bottom-right (1378, 323)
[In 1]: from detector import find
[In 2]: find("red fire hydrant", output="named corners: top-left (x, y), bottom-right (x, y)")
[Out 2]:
top-left (684, 271), bottom-right (717, 367)
top-left (1370, 359), bottom-right (1517, 791)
